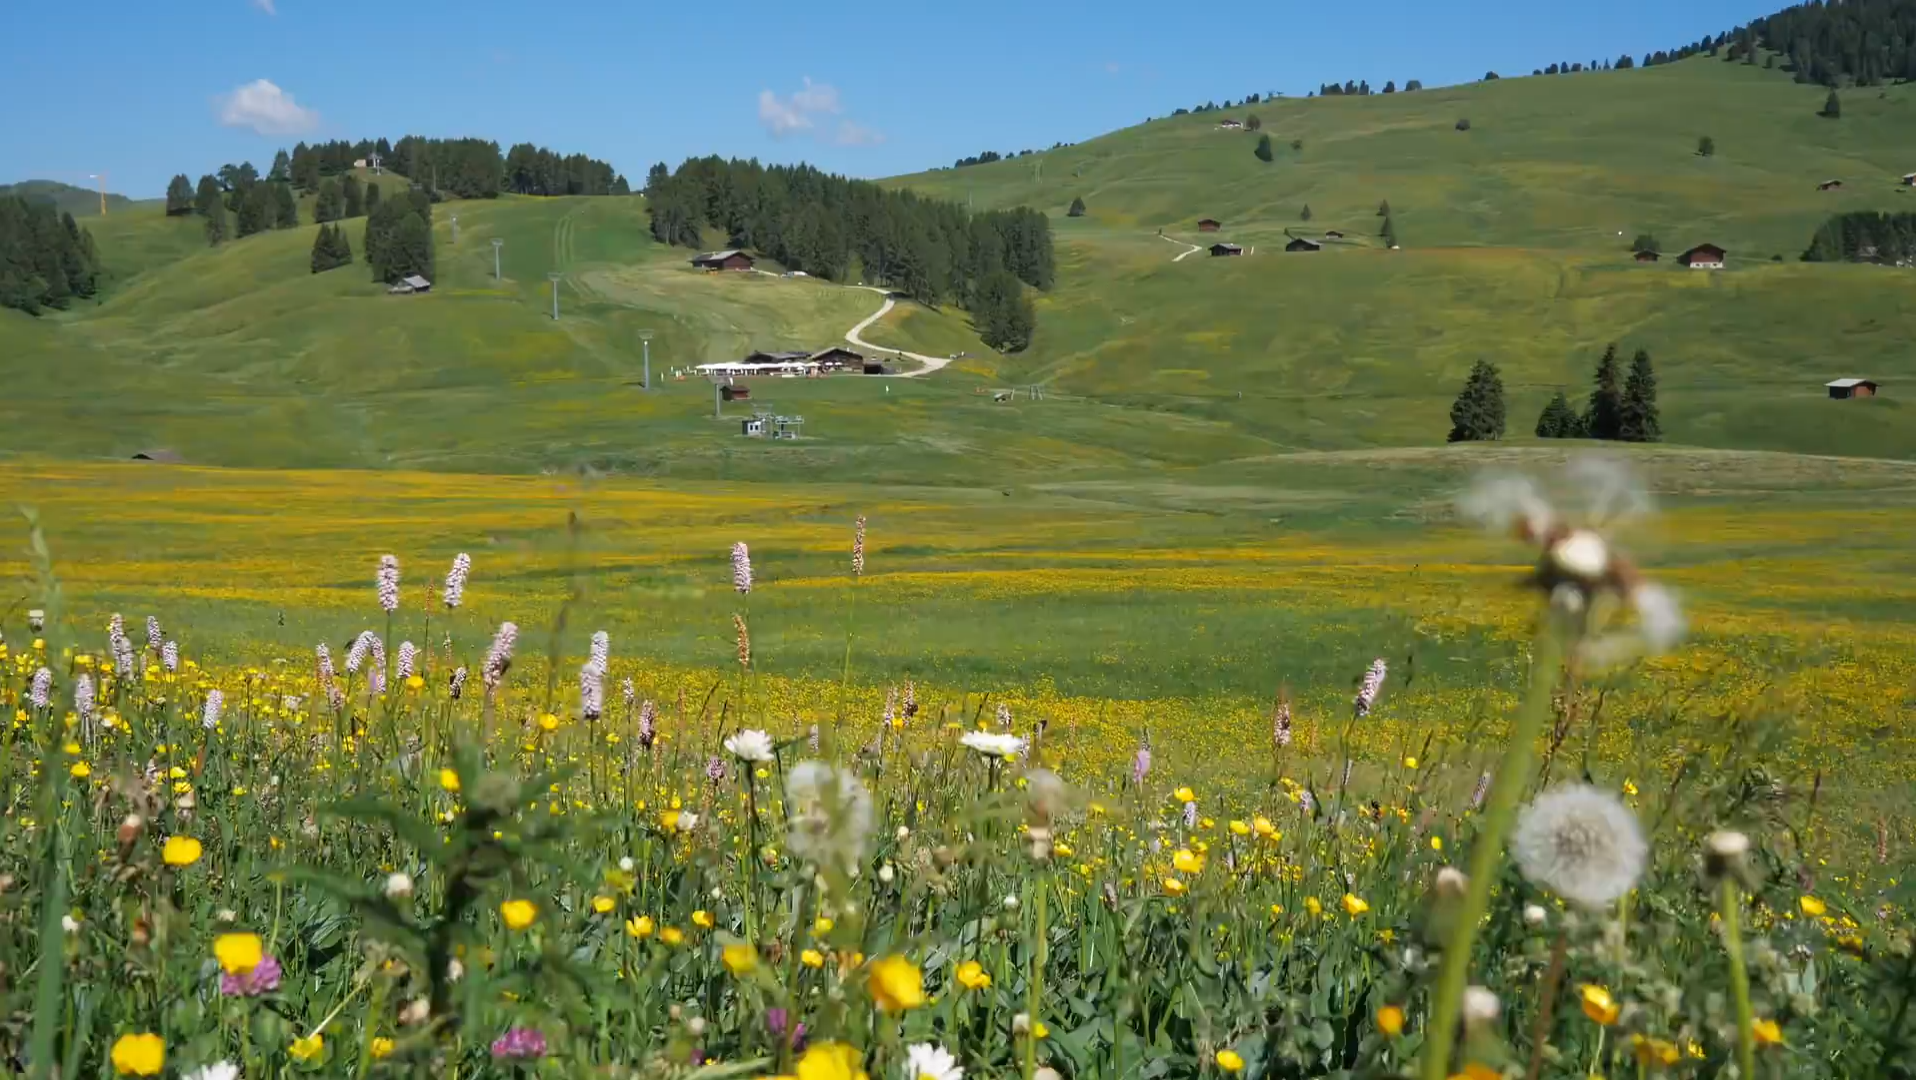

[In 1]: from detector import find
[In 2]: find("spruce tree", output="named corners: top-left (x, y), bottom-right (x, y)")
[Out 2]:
top-left (311, 224), bottom-right (335, 273)
top-left (1253, 134), bottom-right (1274, 162)
top-left (165, 175), bottom-right (195, 216)
top-left (1301, 204), bottom-right (1312, 221)
top-left (1822, 88), bottom-right (1841, 118)
top-left (1618, 348), bottom-right (1662, 442)
top-left (273, 184), bottom-right (298, 229)
top-left (269, 149), bottom-right (291, 182)
top-left (1377, 199), bottom-right (1391, 216)
top-left (1697, 135), bottom-right (1716, 157)
top-left (235, 184), bottom-right (272, 238)
top-left (203, 205), bottom-right (228, 246)
top-left (1535, 391), bottom-right (1581, 437)
top-left (1066, 196), bottom-right (1086, 218)
top-left (1584, 343), bottom-right (1625, 439)
top-left (314, 178), bottom-right (344, 224)
top-left (1381, 214), bottom-right (1399, 247)
top-left (1447, 360), bottom-right (1506, 442)
top-left (193, 175), bottom-right (222, 217)
top-left (364, 181), bottom-right (381, 215)
top-left (343, 174), bottom-right (364, 218)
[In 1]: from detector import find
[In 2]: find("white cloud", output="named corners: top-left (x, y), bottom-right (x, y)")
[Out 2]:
top-left (758, 77), bottom-right (881, 146)
top-left (215, 79), bottom-right (320, 135)
top-left (250, 0), bottom-right (276, 13)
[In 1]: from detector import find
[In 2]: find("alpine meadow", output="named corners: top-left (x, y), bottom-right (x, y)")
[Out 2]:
top-left (3, 2), bottom-right (1916, 1079)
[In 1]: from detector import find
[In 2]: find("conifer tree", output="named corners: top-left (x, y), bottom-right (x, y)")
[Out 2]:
top-left (1381, 214), bottom-right (1399, 247)
top-left (343, 174), bottom-right (364, 218)
top-left (1067, 196), bottom-right (1086, 218)
top-left (1301, 204), bottom-right (1313, 221)
top-left (203, 205), bottom-right (228, 246)
top-left (364, 181), bottom-right (382, 215)
top-left (273, 184), bottom-right (298, 229)
top-left (315, 178), bottom-right (344, 224)
top-left (1253, 134), bottom-right (1274, 162)
top-left (269, 149), bottom-right (291, 182)
top-left (193, 175), bottom-right (222, 218)
top-left (1618, 348), bottom-right (1661, 441)
top-left (1822, 88), bottom-right (1842, 118)
top-left (165, 175), bottom-right (195, 216)
top-left (1535, 391), bottom-right (1582, 437)
top-left (1584, 343), bottom-right (1625, 439)
top-left (1447, 360), bottom-right (1506, 442)
top-left (1378, 199), bottom-right (1391, 216)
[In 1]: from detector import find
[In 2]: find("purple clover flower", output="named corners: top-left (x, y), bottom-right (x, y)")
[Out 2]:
top-left (219, 954), bottom-right (283, 997)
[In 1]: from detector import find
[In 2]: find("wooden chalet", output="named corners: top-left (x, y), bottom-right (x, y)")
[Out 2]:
top-left (1634, 250), bottom-right (1660, 262)
top-left (1209, 243), bottom-right (1244, 257)
top-left (691, 249), bottom-right (755, 272)
top-left (388, 274), bottom-right (431, 294)
top-left (1196, 218), bottom-right (1222, 232)
top-left (1678, 243), bottom-right (1726, 269)
top-left (1826, 378), bottom-right (1879, 399)
top-left (1285, 237), bottom-right (1323, 253)
top-left (808, 346), bottom-right (866, 370)
top-left (1818, 179), bottom-right (1844, 191)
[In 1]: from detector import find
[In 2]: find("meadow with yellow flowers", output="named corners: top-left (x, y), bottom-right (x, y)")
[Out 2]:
top-left (1, 451), bottom-right (1914, 1079)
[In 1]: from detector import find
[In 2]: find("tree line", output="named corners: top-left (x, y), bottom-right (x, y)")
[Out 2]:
top-left (950, 142), bottom-right (1076, 170)
top-left (1802, 211), bottom-right (1916, 264)
top-left (0, 196), bottom-right (102, 315)
top-left (1747, 0), bottom-right (1916, 86)
top-left (165, 168), bottom-right (300, 247)
top-left (643, 157), bottom-right (1054, 351)
top-left (1446, 344), bottom-right (1660, 443)
top-left (1315, 79), bottom-right (1424, 95)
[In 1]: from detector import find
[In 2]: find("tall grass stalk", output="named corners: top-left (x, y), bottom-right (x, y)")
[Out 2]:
top-left (1720, 877), bottom-right (1758, 1080)
top-left (1418, 628), bottom-right (1564, 1080)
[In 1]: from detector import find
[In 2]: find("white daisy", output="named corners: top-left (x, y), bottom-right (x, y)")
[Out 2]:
top-left (724, 728), bottom-right (775, 763)
top-left (185, 1063), bottom-right (241, 1080)
top-left (959, 731), bottom-right (1027, 759)
top-left (903, 1042), bottom-right (963, 1080)
top-left (1512, 784), bottom-right (1647, 910)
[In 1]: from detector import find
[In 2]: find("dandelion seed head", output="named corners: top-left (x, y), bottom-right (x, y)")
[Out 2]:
top-left (1512, 784), bottom-right (1647, 909)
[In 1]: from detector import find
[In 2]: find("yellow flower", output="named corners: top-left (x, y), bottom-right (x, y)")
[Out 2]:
top-left (692, 909), bottom-right (715, 929)
top-left (1430, 835), bottom-right (1444, 851)
top-left (438, 768), bottom-right (460, 792)
top-left (161, 836), bottom-right (202, 867)
top-left (867, 954), bottom-right (926, 1012)
top-left (1580, 984), bottom-right (1620, 1026)
top-left (795, 1042), bottom-right (868, 1080)
top-left (661, 809), bottom-right (683, 832)
top-left (626, 915), bottom-right (655, 938)
top-left (1173, 786), bottom-right (1196, 803)
top-left (953, 959), bottom-right (992, 991)
top-left (290, 1033), bottom-right (324, 1061)
top-left (1252, 816), bottom-right (1276, 838)
top-left (800, 948), bottom-right (825, 968)
top-left (660, 927), bottom-right (685, 946)
top-left (213, 932), bottom-right (264, 975)
top-left (370, 1037), bottom-right (395, 1059)
top-left (1173, 849), bottom-right (1205, 874)
top-left (1305, 897), bottom-right (1323, 917)
top-left (1341, 893), bottom-right (1370, 917)
top-left (813, 915), bottom-right (835, 934)
top-left (1228, 820), bottom-right (1251, 836)
top-left (1215, 1049), bottom-right (1245, 1073)
top-left (1162, 877), bottom-right (1187, 896)
top-left (1376, 1005), bottom-right (1406, 1036)
top-left (538, 713), bottom-right (559, 732)
top-left (1799, 895), bottom-right (1828, 917)
top-left (405, 675), bottom-right (425, 691)
top-left (1403, 756), bottom-right (1418, 769)
top-left (1752, 1018), bottom-right (1784, 1047)
top-left (591, 895), bottom-right (616, 914)
top-left (724, 942), bottom-right (759, 975)
top-left (499, 899), bottom-right (538, 931)
top-left (70, 761), bottom-right (92, 779)
top-left (110, 1033), bottom-right (166, 1076)
top-left (1621, 779), bottom-right (1639, 796)
top-left (1631, 1034), bottom-right (1680, 1066)
top-left (1448, 1066), bottom-right (1501, 1080)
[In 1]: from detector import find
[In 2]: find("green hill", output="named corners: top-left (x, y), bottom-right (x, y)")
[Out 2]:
top-left (0, 179), bottom-right (133, 217)
top-left (889, 57), bottom-right (1916, 459)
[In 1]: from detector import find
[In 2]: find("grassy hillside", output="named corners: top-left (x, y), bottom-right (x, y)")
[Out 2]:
top-left (0, 179), bottom-right (133, 216)
top-left (891, 58), bottom-right (1916, 459)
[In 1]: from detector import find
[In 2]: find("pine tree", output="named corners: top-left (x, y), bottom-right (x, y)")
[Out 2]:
top-left (193, 175), bottom-right (222, 218)
top-left (1584, 343), bottom-right (1625, 439)
top-left (1822, 88), bottom-right (1842, 118)
top-left (343, 174), bottom-right (364, 218)
top-left (364, 181), bottom-right (382, 215)
top-left (1377, 200), bottom-right (1391, 216)
top-left (291, 148), bottom-right (320, 193)
top-left (165, 175), bottom-right (195, 216)
top-left (315, 179), bottom-right (345, 223)
top-left (235, 183), bottom-right (273, 238)
top-left (203, 205), bottom-right (228, 246)
top-left (1066, 196), bottom-right (1086, 218)
top-left (1245, 114), bottom-right (1262, 130)
top-left (311, 224), bottom-right (335, 273)
top-left (1381, 214), bottom-right (1399, 247)
top-left (269, 149), bottom-right (291, 182)
top-left (1697, 135), bottom-right (1716, 157)
top-left (1535, 391), bottom-right (1582, 437)
top-left (1300, 204), bottom-right (1312, 221)
top-left (1253, 134), bottom-right (1274, 162)
top-left (273, 184), bottom-right (298, 229)
top-left (1618, 348), bottom-right (1661, 442)
top-left (1447, 360), bottom-right (1506, 442)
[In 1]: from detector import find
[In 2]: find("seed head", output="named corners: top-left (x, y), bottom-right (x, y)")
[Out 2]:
top-left (1512, 784), bottom-right (1647, 909)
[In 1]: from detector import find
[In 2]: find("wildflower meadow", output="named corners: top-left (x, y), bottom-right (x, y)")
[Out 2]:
top-left (1, 459), bottom-right (1913, 1080)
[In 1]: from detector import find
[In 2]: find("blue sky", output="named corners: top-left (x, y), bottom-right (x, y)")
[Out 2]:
top-left (3, 0), bottom-right (1782, 198)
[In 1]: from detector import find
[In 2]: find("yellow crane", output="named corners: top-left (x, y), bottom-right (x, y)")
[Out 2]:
top-left (86, 173), bottom-right (107, 216)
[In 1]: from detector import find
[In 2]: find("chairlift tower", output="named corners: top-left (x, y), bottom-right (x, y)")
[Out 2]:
top-left (547, 272), bottom-right (562, 320)
top-left (449, 214), bottom-right (459, 244)
top-left (491, 238), bottom-right (504, 280)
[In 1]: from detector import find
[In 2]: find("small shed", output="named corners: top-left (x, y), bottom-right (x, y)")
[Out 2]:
top-left (1678, 243), bottom-right (1726, 269)
top-left (1196, 218), bottom-right (1222, 232)
top-left (1818, 179), bottom-right (1844, 191)
top-left (1209, 243), bottom-right (1244, 257)
top-left (1217, 119), bottom-right (1243, 129)
top-left (1826, 378), bottom-right (1879, 399)
top-left (1634, 250), bottom-right (1660, 262)
top-left (388, 274), bottom-right (431, 294)
top-left (741, 416), bottom-right (767, 437)
top-left (691, 249), bottom-right (755, 272)
top-left (1324, 229), bottom-right (1344, 239)
top-left (131, 448), bottom-right (183, 463)
top-left (1903, 173), bottom-right (1916, 187)
top-left (721, 385), bottom-right (752, 401)
top-left (1285, 237), bottom-right (1323, 253)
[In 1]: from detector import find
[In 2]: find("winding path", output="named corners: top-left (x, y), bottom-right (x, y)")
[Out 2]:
top-left (840, 286), bottom-right (953, 377)
top-left (1160, 234), bottom-right (1204, 262)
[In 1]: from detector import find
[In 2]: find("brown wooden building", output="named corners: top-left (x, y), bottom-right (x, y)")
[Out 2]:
top-left (1826, 378), bottom-right (1879, 399)
top-left (691, 249), bottom-right (755, 272)
top-left (1209, 243), bottom-right (1244, 257)
top-left (1196, 218), bottom-right (1222, 232)
top-left (1285, 237), bottom-right (1322, 252)
top-left (1678, 243), bottom-right (1726, 269)
top-left (1634, 249), bottom-right (1660, 262)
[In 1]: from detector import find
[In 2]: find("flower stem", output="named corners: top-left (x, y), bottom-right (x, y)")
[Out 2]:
top-left (1720, 877), bottom-right (1758, 1080)
top-left (1025, 872), bottom-right (1048, 1080)
top-left (1419, 628), bottom-right (1564, 1080)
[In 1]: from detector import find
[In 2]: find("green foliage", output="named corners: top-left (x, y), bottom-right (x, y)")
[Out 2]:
top-left (1300, 203), bottom-right (1312, 221)
top-left (1446, 358), bottom-right (1505, 441)
top-left (1822, 88), bottom-right (1842, 118)
top-left (342, 174), bottom-right (364, 219)
top-left (1803, 211), bottom-right (1916, 263)
top-left (1067, 196), bottom-right (1086, 218)
top-left (1254, 134), bottom-right (1274, 162)
top-left (973, 269), bottom-right (1036, 352)
top-left (1455, 117), bottom-right (1472, 131)
top-left (269, 149), bottom-right (290, 182)
top-left (1245, 114), bottom-right (1262, 131)
top-left (1534, 390), bottom-right (1584, 437)
top-left (234, 184), bottom-right (274, 239)
top-left (164, 175), bottom-right (194, 217)
top-left (0, 197), bottom-right (102, 315)
top-left (364, 189), bottom-right (434, 283)
top-left (1585, 343), bottom-right (1625, 440)
top-left (192, 175), bottom-right (221, 218)
top-left (1698, 134), bottom-right (1716, 156)
top-left (309, 223), bottom-right (352, 274)
top-left (504, 142), bottom-right (628, 195)
top-left (364, 180), bottom-right (382, 216)
top-left (1632, 233), bottom-right (1661, 254)
top-left (314, 179), bottom-right (344, 225)
top-left (1751, 0), bottom-right (1916, 88)
top-left (1619, 347), bottom-right (1662, 441)
top-left (272, 184), bottom-right (298, 230)
top-left (202, 205), bottom-right (227, 247)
